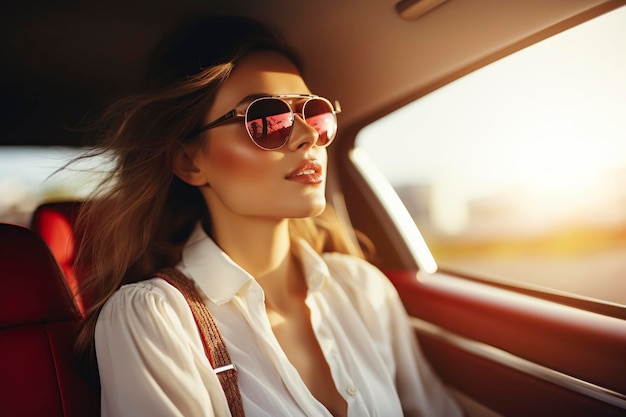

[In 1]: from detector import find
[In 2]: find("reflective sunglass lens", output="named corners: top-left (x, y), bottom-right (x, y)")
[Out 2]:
top-left (303, 99), bottom-right (336, 146)
top-left (246, 99), bottom-right (293, 149)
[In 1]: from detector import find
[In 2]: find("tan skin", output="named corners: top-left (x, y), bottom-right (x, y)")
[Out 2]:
top-left (173, 51), bottom-right (347, 417)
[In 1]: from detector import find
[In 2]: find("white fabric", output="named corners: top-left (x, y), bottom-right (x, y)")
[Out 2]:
top-left (96, 223), bottom-right (463, 417)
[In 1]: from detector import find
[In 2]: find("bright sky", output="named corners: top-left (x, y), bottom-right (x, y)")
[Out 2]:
top-left (357, 6), bottom-right (626, 202)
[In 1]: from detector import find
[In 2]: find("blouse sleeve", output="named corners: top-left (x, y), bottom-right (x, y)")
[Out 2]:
top-left (95, 278), bottom-right (231, 417)
top-left (326, 254), bottom-right (463, 417)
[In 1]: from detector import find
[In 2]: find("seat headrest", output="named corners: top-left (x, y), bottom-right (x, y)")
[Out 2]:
top-left (31, 201), bottom-right (81, 265)
top-left (0, 223), bottom-right (79, 327)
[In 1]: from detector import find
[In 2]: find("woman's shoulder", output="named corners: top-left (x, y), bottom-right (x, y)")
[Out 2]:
top-left (321, 252), bottom-right (397, 301)
top-left (322, 252), bottom-right (388, 284)
top-left (98, 277), bottom-right (188, 321)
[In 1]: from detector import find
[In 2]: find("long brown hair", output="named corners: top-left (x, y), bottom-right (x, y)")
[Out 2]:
top-left (73, 16), bottom-right (367, 369)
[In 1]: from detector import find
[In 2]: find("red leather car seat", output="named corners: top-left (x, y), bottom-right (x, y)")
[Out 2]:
top-left (0, 223), bottom-right (100, 417)
top-left (31, 201), bottom-right (86, 315)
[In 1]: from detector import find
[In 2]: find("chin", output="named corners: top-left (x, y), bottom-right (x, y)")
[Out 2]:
top-left (289, 199), bottom-right (327, 219)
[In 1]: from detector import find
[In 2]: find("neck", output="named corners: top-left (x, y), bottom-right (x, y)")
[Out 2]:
top-left (211, 214), bottom-right (291, 277)
top-left (209, 212), bottom-right (307, 312)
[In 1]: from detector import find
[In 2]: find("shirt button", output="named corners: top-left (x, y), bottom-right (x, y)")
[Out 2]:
top-left (346, 386), bottom-right (358, 397)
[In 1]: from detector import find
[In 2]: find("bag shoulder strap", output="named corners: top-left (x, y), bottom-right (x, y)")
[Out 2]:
top-left (155, 267), bottom-right (245, 417)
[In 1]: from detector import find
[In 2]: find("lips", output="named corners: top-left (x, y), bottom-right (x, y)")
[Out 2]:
top-left (285, 160), bottom-right (323, 184)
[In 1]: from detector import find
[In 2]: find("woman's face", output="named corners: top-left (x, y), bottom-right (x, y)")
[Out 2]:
top-left (188, 50), bottom-right (329, 222)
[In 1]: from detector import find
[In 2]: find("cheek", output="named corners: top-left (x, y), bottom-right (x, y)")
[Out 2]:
top-left (206, 134), bottom-right (277, 181)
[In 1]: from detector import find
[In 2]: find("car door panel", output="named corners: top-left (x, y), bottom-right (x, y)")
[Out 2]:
top-left (386, 269), bottom-right (626, 417)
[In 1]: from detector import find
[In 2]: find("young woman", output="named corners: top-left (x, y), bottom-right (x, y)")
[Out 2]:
top-left (75, 15), bottom-right (463, 417)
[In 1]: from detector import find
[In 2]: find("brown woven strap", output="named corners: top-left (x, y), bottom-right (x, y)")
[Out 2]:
top-left (155, 267), bottom-right (245, 417)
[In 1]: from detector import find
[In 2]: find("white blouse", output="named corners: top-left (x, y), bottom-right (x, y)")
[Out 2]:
top-left (95, 223), bottom-right (463, 417)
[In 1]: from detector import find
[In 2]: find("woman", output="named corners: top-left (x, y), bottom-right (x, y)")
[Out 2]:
top-left (74, 15), bottom-right (463, 417)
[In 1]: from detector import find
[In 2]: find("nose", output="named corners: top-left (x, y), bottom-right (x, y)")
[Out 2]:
top-left (286, 114), bottom-right (319, 151)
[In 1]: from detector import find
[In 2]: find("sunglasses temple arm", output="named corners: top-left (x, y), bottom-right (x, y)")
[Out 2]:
top-left (334, 100), bottom-right (342, 114)
top-left (186, 109), bottom-right (239, 139)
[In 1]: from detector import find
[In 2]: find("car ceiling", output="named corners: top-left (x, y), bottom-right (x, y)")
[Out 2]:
top-left (1, 0), bottom-right (622, 147)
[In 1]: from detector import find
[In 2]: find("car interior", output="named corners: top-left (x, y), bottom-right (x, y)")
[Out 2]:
top-left (2, 1), bottom-right (625, 416)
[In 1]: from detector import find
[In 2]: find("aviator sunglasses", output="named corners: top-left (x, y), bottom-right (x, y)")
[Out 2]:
top-left (187, 94), bottom-right (341, 150)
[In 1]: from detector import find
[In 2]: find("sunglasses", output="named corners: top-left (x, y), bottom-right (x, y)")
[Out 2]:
top-left (187, 94), bottom-right (341, 150)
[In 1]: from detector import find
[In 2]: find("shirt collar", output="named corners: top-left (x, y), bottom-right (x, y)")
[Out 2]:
top-left (177, 222), bottom-right (332, 304)
top-left (177, 223), bottom-right (253, 305)
top-left (293, 238), bottom-right (330, 293)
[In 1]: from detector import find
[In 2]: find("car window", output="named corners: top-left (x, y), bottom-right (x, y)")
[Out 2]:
top-left (0, 147), bottom-right (111, 226)
top-left (356, 6), bottom-right (626, 306)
